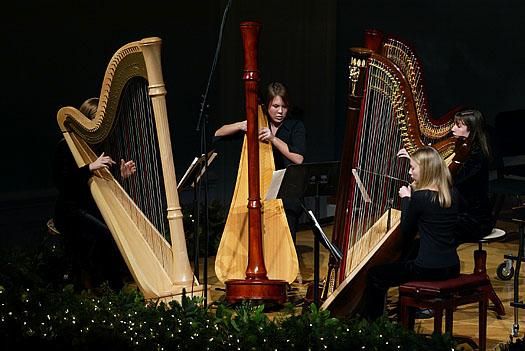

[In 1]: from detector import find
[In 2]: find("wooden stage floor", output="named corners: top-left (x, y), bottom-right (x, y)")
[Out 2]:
top-left (204, 218), bottom-right (524, 350)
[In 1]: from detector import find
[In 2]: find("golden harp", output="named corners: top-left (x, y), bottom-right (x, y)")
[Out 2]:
top-left (57, 37), bottom-right (203, 302)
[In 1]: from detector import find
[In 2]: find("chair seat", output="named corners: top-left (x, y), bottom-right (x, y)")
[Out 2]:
top-left (399, 273), bottom-right (490, 296)
top-left (400, 273), bottom-right (489, 350)
top-left (480, 228), bottom-right (506, 242)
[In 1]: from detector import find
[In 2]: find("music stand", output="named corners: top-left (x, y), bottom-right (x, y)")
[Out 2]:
top-left (178, 150), bottom-right (217, 280)
top-left (178, 150), bottom-right (217, 191)
top-left (274, 161), bottom-right (342, 306)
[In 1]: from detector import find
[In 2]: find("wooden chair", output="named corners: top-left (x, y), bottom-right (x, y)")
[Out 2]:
top-left (473, 228), bottom-right (506, 317)
top-left (399, 273), bottom-right (489, 351)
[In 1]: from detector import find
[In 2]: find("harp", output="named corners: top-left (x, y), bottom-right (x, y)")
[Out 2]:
top-left (57, 37), bottom-right (202, 302)
top-left (322, 30), bottom-right (457, 315)
top-left (215, 22), bottom-right (299, 288)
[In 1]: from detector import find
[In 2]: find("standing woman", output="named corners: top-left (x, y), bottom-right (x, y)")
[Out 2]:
top-left (365, 146), bottom-right (460, 320)
top-left (451, 109), bottom-right (494, 243)
top-left (215, 82), bottom-right (306, 245)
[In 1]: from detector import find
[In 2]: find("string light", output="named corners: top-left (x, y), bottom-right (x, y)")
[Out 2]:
top-left (0, 285), bottom-right (453, 350)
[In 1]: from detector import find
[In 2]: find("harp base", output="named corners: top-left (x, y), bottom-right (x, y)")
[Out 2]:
top-left (145, 284), bottom-right (209, 305)
top-left (225, 279), bottom-right (287, 305)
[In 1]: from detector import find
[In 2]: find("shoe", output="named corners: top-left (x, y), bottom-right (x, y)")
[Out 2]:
top-left (415, 308), bottom-right (433, 319)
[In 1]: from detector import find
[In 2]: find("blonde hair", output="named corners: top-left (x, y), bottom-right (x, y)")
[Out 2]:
top-left (411, 146), bottom-right (453, 208)
top-left (79, 97), bottom-right (99, 120)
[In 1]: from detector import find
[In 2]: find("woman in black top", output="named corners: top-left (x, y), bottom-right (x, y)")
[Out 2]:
top-left (214, 82), bottom-right (306, 281)
top-left (451, 109), bottom-right (494, 242)
top-left (365, 146), bottom-right (460, 320)
top-left (214, 82), bottom-right (306, 242)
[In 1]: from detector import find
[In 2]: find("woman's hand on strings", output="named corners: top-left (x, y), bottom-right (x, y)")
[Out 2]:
top-left (89, 152), bottom-right (116, 171)
top-left (120, 159), bottom-right (137, 179)
top-left (258, 127), bottom-right (275, 142)
top-left (399, 185), bottom-right (412, 198)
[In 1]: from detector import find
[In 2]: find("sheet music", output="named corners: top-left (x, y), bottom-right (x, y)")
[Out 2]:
top-left (177, 157), bottom-right (199, 190)
top-left (177, 151), bottom-right (217, 190)
top-left (195, 152), bottom-right (217, 185)
top-left (264, 169), bottom-right (286, 200)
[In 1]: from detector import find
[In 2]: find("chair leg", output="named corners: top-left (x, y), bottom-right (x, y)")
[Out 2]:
top-left (445, 307), bottom-right (454, 335)
top-left (479, 292), bottom-right (488, 351)
top-left (433, 308), bottom-right (443, 335)
top-left (474, 247), bottom-right (506, 316)
top-left (474, 248), bottom-right (487, 274)
top-left (400, 297), bottom-right (410, 328)
top-left (486, 283), bottom-right (506, 316)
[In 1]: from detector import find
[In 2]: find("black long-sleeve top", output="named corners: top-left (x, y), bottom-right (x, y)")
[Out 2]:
top-left (53, 139), bottom-right (98, 221)
top-left (212, 117), bottom-right (306, 170)
top-left (453, 145), bottom-right (493, 230)
top-left (272, 118), bottom-right (306, 170)
top-left (401, 189), bottom-right (459, 269)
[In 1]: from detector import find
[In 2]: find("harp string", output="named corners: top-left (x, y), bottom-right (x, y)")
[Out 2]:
top-left (383, 38), bottom-right (453, 144)
top-left (98, 78), bottom-right (171, 267)
top-left (345, 62), bottom-right (409, 274)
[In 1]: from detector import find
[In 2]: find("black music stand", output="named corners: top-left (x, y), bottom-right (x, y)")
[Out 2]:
top-left (507, 205), bottom-right (525, 337)
top-left (275, 161), bottom-right (342, 306)
top-left (178, 150), bottom-right (217, 281)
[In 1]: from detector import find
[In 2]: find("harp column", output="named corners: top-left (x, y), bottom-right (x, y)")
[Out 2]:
top-left (140, 37), bottom-right (194, 285)
top-left (322, 47), bottom-right (372, 300)
top-left (225, 21), bottom-right (287, 304)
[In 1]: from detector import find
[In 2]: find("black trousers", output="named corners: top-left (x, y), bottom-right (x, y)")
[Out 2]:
top-left (364, 260), bottom-right (460, 320)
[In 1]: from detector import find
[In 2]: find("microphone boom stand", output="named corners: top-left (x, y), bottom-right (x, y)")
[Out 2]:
top-left (194, 0), bottom-right (233, 307)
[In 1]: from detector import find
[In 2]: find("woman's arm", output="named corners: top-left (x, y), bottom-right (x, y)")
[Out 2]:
top-left (400, 186), bottom-right (420, 238)
top-left (453, 150), bottom-right (484, 186)
top-left (266, 134), bottom-right (304, 164)
top-left (258, 120), bottom-right (306, 165)
top-left (214, 120), bottom-right (247, 137)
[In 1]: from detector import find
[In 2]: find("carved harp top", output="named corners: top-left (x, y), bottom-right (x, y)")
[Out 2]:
top-left (57, 38), bottom-right (197, 301)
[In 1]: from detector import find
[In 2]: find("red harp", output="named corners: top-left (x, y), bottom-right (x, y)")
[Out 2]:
top-left (322, 30), bottom-right (458, 315)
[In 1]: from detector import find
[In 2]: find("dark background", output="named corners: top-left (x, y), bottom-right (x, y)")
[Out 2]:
top-left (1, 0), bottom-right (524, 247)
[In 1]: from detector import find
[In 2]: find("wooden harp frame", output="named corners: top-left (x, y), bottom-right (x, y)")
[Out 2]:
top-left (322, 30), bottom-right (458, 315)
top-left (57, 37), bottom-right (202, 302)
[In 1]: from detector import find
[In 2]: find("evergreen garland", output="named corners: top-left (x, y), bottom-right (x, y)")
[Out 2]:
top-left (0, 243), bottom-right (456, 350)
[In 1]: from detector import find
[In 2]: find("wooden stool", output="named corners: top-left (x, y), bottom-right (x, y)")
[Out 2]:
top-left (474, 228), bottom-right (506, 316)
top-left (399, 273), bottom-right (490, 351)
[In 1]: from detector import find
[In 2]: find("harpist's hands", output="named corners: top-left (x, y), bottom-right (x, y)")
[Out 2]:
top-left (120, 159), bottom-right (137, 179)
top-left (258, 127), bottom-right (275, 142)
top-left (237, 120), bottom-right (247, 132)
top-left (89, 152), bottom-right (116, 171)
top-left (399, 185), bottom-right (412, 198)
top-left (397, 148), bottom-right (411, 160)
